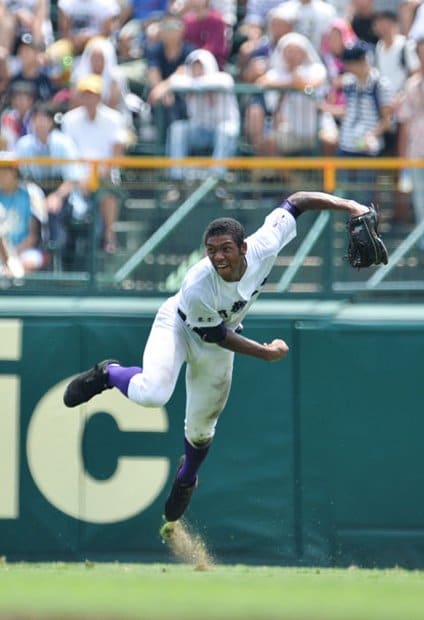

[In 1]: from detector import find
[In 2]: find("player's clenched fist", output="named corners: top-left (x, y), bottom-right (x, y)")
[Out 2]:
top-left (263, 339), bottom-right (289, 361)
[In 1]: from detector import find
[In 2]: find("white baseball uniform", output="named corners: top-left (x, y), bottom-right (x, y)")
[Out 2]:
top-left (126, 205), bottom-right (297, 445)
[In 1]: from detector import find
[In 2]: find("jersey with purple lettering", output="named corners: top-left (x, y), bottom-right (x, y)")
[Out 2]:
top-left (176, 206), bottom-right (297, 332)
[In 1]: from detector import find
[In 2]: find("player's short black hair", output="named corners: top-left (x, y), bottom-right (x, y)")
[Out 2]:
top-left (203, 217), bottom-right (245, 248)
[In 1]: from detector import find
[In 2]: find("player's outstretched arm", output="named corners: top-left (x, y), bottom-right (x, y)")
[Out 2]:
top-left (218, 329), bottom-right (289, 362)
top-left (287, 191), bottom-right (388, 268)
top-left (288, 191), bottom-right (369, 218)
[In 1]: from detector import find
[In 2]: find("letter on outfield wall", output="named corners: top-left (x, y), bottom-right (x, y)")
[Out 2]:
top-left (27, 379), bottom-right (170, 523)
top-left (0, 320), bottom-right (22, 519)
top-left (0, 377), bottom-right (20, 518)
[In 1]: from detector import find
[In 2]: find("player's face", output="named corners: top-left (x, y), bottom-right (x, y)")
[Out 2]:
top-left (205, 234), bottom-right (247, 282)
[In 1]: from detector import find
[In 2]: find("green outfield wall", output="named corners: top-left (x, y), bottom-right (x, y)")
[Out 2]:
top-left (0, 298), bottom-right (423, 567)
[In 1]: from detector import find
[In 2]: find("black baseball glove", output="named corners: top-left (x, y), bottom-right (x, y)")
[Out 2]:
top-left (347, 204), bottom-right (388, 269)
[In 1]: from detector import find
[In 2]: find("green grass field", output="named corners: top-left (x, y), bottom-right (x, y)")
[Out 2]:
top-left (1, 561), bottom-right (424, 620)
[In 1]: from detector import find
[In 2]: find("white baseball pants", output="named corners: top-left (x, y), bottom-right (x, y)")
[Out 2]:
top-left (127, 296), bottom-right (234, 445)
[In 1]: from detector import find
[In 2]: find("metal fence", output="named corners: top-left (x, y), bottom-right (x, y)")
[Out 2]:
top-left (131, 85), bottom-right (324, 158)
top-left (1, 155), bottom-right (423, 300)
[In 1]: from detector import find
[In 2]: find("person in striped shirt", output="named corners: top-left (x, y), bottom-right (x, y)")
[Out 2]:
top-left (337, 39), bottom-right (393, 204)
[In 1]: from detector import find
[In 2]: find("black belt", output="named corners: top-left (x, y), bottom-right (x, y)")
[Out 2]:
top-left (177, 307), bottom-right (187, 322)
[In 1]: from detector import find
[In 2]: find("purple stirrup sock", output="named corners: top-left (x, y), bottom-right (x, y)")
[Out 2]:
top-left (107, 364), bottom-right (141, 396)
top-left (177, 437), bottom-right (210, 485)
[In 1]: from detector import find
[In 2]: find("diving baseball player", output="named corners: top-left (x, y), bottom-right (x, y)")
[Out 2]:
top-left (63, 190), bottom-right (382, 523)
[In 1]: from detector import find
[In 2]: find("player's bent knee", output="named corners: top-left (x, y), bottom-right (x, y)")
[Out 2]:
top-left (134, 392), bottom-right (170, 408)
top-left (127, 382), bottom-right (172, 408)
top-left (126, 370), bottom-right (176, 407)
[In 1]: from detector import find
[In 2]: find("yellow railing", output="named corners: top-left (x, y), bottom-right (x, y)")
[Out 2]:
top-left (8, 155), bottom-right (424, 193)
top-left (1, 155), bottom-right (422, 297)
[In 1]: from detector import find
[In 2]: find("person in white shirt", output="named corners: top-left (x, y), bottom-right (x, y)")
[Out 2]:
top-left (61, 73), bottom-right (128, 254)
top-left (255, 32), bottom-right (328, 155)
top-left (63, 189), bottom-right (371, 524)
top-left (0, 0), bottom-right (54, 54)
top-left (407, 0), bottom-right (424, 41)
top-left (163, 49), bottom-right (240, 199)
top-left (373, 10), bottom-right (420, 97)
top-left (398, 37), bottom-right (424, 240)
top-left (372, 8), bottom-right (420, 181)
top-left (70, 36), bottom-right (135, 130)
top-left (242, 0), bottom-right (288, 35)
top-left (211, 0), bottom-right (237, 26)
top-left (57, 0), bottom-right (120, 56)
top-left (282, 0), bottom-right (336, 51)
top-left (15, 101), bottom-right (85, 268)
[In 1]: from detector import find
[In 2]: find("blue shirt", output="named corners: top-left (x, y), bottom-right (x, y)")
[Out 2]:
top-left (14, 129), bottom-right (82, 182)
top-left (0, 185), bottom-right (33, 246)
top-left (145, 41), bottom-right (195, 78)
top-left (130, 0), bottom-right (167, 21)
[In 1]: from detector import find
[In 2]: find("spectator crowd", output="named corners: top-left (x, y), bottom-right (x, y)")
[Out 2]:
top-left (0, 0), bottom-right (423, 275)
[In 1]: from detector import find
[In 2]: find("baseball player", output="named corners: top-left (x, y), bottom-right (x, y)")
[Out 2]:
top-left (63, 190), bottom-right (372, 523)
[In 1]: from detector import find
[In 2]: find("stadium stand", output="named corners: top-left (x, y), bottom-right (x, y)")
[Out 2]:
top-left (0, 0), bottom-right (421, 299)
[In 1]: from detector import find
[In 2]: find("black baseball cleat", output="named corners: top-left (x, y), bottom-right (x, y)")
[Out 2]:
top-left (63, 359), bottom-right (119, 407)
top-left (164, 456), bottom-right (198, 522)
